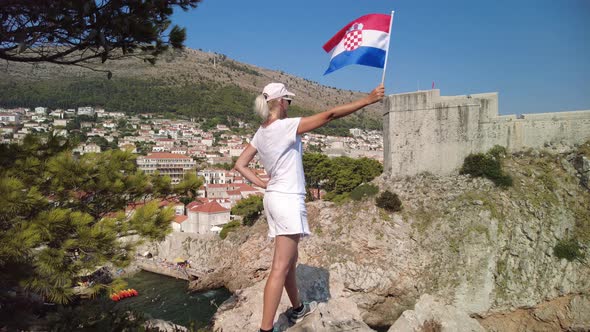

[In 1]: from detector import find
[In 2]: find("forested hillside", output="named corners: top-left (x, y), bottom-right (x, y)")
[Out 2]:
top-left (0, 48), bottom-right (383, 136)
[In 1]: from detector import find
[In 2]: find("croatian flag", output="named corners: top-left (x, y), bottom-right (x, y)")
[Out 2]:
top-left (323, 13), bottom-right (391, 75)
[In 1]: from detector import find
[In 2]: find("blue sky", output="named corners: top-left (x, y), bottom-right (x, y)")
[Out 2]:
top-left (171, 0), bottom-right (590, 115)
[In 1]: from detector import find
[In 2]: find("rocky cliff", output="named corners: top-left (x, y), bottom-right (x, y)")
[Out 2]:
top-left (141, 143), bottom-right (590, 331)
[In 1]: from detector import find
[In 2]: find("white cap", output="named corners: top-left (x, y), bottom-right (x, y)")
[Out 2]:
top-left (262, 82), bottom-right (295, 102)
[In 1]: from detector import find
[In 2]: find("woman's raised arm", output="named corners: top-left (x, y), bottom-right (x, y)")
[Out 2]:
top-left (297, 84), bottom-right (385, 135)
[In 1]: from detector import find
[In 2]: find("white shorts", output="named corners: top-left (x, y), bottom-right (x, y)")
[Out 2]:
top-left (263, 191), bottom-right (310, 238)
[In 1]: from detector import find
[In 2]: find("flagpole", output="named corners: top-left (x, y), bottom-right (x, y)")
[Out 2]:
top-left (381, 11), bottom-right (395, 85)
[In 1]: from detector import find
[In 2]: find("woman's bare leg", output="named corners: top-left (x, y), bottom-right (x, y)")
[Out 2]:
top-left (284, 250), bottom-right (301, 308)
top-left (260, 234), bottom-right (300, 330)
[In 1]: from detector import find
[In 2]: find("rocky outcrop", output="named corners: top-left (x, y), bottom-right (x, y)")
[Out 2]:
top-left (144, 319), bottom-right (188, 332)
top-left (211, 266), bottom-right (374, 331)
top-left (572, 154), bottom-right (590, 190)
top-left (141, 147), bottom-right (590, 331)
top-left (477, 293), bottom-right (590, 332)
top-left (388, 294), bottom-right (485, 332)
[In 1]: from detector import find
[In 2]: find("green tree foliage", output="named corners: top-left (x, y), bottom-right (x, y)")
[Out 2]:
top-left (376, 190), bottom-right (403, 212)
top-left (231, 195), bottom-right (263, 226)
top-left (87, 136), bottom-right (111, 151)
top-left (0, 0), bottom-right (202, 73)
top-left (553, 238), bottom-right (585, 262)
top-left (302, 152), bottom-right (330, 192)
top-left (460, 145), bottom-right (513, 188)
top-left (219, 59), bottom-right (261, 76)
top-left (174, 172), bottom-right (203, 199)
top-left (487, 145), bottom-right (508, 160)
top-left (219, 221), bottom-right (241, 240)
top-left (0, 133), bottom-right (174, 306)
top-left (66, 117), bottom-right (81, 131)
top-left (579, 140), bottom-right (590, 158)
top-left (211, 162), bottom-right (234, 171)
top-left (350, 183), bottom-right (379, 201)
top-left (147, 171), bottom-right (172, 197)
top-left (303, 153), bottom-right (383, 200)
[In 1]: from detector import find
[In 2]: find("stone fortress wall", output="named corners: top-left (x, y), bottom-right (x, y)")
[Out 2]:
top-left (382, 89), bottom-right (590, 176)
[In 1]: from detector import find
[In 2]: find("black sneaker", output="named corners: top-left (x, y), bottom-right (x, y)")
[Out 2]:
top-left (257, 327), bottom-right (278, 332)
top-left (287, 301), bottom-right (318, 323)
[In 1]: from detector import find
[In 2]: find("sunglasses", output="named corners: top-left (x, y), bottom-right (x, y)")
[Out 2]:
top-left (282, 97), bottom-right (292, 105)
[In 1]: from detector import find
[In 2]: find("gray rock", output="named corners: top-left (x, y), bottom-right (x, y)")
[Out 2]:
top-left (144, 319), bottom-right (188, 332)
top-left (211, 267), bottom-right (374, 332)
top-left (573, 155), bottom-right (590, 173)
top-left (388, 294), bottom-right (485, 332)
top-left (289, 298), bottom-right (375, 332)
top-left (568, 294), bottom-right (590, 328)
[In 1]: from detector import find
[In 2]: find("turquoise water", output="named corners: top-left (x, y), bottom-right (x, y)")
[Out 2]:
top-left (112, 270), bottom-right (231, 328)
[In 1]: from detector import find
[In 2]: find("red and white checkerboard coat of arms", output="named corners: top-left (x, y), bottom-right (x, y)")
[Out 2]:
top-left (344, 23), bottom-right (364, 51)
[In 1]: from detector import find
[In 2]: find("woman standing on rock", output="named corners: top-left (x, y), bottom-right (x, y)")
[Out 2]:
top-left (234, 82), bottom-right (385, 332)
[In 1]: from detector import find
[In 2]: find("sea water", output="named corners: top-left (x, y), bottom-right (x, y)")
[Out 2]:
top-left (113, 270), bottom-right (231, 328)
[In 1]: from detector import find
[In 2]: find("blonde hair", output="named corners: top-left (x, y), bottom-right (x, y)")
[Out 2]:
top-left (253, 94), bottom-right (281, 121)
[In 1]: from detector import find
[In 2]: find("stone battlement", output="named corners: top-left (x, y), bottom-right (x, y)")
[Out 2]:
top-left (383, 90), bottom-right (590, 176)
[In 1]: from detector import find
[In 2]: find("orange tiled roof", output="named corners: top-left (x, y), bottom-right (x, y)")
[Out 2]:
top-left (235, 183), bottom-right (257, 191)
top-left (174, 215), bottom-right (188, 223)
top-left (186, 201), bottom-right (202, 210)
top-left (207, 183), bottom-right (231, 189)
top-left (190, 201), bottom-right (229, 213)
top-left (127, 198), bottom-right (182, 211)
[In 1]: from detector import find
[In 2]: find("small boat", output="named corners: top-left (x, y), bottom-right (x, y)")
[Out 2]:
top-left (110, 288), bottom-right (139, 301)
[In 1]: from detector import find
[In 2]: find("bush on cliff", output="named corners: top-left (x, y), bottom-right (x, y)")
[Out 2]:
top-left (350, 183), bottom-right (379, 201)
top-left (219, 221), bottom-right (241, 240)
top-left (303, 153), bottom-right (383, 201)
top-left (460, 146), bottom-right (513, 188)
top-left (231, 195), bottom-right (263, 226)
top-left (376, 190), bottom-right (403, 212)
top-left (488, 144), bottom-right (508, 159)
top-left (323, 192), bottom-right (350, 204)
top-left (579, 140), bottom-right (590, 158)
top-left (553, 239), bottom-right (585, 262)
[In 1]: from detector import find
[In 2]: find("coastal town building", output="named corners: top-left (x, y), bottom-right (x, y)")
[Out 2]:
top-left (34, 107), bottom-right (48, 115)
top-left (198, 168), bottom-right (245, 184)
top-left (73, 143), bottom-right (101, 155)
top-left (77, 106), bottom-right (95, 116)
top-left (349, 128), bottom-right (362, 137)
top-left (136, 152), bottom-right (196, 184)
top-left (0, 113), bottom-right (21, 124)
top-left (53, 119), bottom-right (68, 127)
top-left (171, 215), bottom-right (188, 232)
top-left (180, 200), bottom-right (231, 234)
top-left (204, 183), bottom-right (261, 201)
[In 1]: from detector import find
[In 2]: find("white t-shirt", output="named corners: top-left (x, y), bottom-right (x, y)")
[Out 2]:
top-left (250, 117), bottom-right (306, 194)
